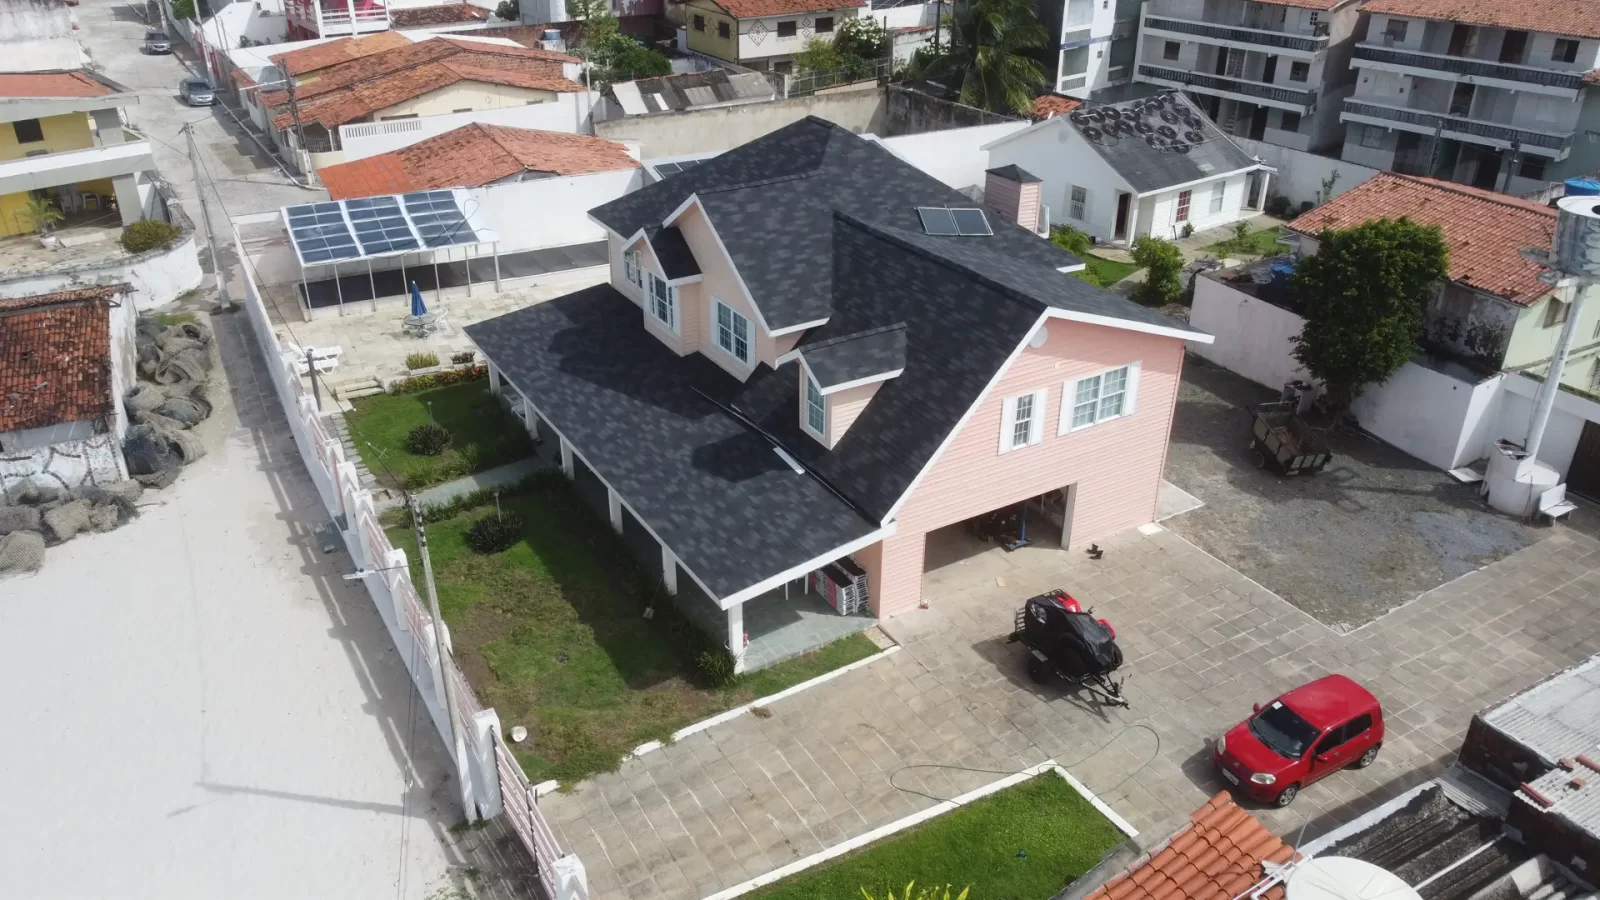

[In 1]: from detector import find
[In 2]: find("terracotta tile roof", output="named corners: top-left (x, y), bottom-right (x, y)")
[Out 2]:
top-left (1033, 94), bottom-right (1083, 120)
top-left (389, 2), bottom-right (489, 26)
top-left (1361, 0), bottom-right (1600, 40)
top-left (707, 0), bottom-right (865, 18)
top-left (271, 31), bottom-right (411, 77)
top-left (1287, 172), bottom-right (1557, 305)
top-left (0, 70), bottom-right (121, 99)
top-left (319, 123), bottom-right (638, 198)
top-left (0, 287), bottom-right (118, 434)
top-left (1087, 793), bottom-right (1296, 900)
top-left (269, 55), bottom-right (583, 129)
top-left (1252, 0), bottom-right (1344, 10)
top-left (1585, 69), bottom-right (1600, 85)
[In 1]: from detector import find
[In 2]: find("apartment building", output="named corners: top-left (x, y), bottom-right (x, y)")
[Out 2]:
top-left (1341, 0), bottom-right (1600, 196)
top-left (1039, 0), bottom-right (1141, 97)
top-left (681, 0), bottom-right (865, 72)
top-left (1133, 0), bottom-right (1362, 152)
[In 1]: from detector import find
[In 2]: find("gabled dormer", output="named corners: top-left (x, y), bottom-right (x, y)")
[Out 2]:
top-left (617, 225), bottom-right (702, 352)
top-left (786, 324), bottom-right (906, 449)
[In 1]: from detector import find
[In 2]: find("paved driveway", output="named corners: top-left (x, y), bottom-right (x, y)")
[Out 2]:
top-left (544, 519), bottom-right (1600, 900)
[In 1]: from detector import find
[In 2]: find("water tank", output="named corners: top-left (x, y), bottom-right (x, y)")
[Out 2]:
top-left (542, 28), bottom-right (561, 41)
top-left (1553, 194), bottom-right (1600, 278)
top-left (1564, 177), bottom-right (1600, 198)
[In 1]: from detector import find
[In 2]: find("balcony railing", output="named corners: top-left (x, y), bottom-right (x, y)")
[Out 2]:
top-left (1353, 44), bottom-right (1584, 91)
top-left (1143, 15), bottom-right (1328, 53)
top-left (1342, 99), bottom-right (1573, 151)
top-left (1137, 64), bottom-right (1316, 107)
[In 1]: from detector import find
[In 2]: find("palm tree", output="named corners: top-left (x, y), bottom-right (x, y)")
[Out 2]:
top-left (920, 0), bottom-right (1048, 116)
top-left (19, 194), bottom-right (64, 235)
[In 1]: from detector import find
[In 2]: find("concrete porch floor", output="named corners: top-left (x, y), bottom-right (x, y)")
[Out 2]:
top-left (742, 584), bottom-right (876, 672)
top-left (0, 215), bottom-right (133, 277)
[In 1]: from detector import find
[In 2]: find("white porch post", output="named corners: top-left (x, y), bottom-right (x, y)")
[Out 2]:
top-left (728, 602), bottom-right (745, 674)
top-left (515, 386), bottom-right (537, 437)
top-left (487, 361), bottom-right (502, 396)
top-left (661, 544), bottom-right (678, 594)
top-left (111, 173), bottom-right (142, 226)
top-left (607, 487), bottom-right (622, 533)
top-left (559, 437), bottom-right (574, 478)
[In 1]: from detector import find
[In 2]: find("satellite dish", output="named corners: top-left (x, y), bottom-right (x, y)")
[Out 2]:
top-left (1157, 124), bottom-right (1178, 139)
top-left (1160, 108), bottom-right (1180, 124)
top-left (1184, 130), bottom-right (1205, 143)
top-left (1086, 108), bottom-right (1106, 122)
top-left (1070, 111), bottom-right (1090, 126)
top-left (1135, 120), bottom-right (1155, 134)
top-left (1104, 106), bottom-right (1123, 120)
top-left (1082, 125), bottom-right (1104, 142)
top-left (1170, 141), bottom-right (1191, 154)
top-left (1146, 134), bottom-right (1168, 149)
top-left (1287, 859), bottom-right (1422, 900)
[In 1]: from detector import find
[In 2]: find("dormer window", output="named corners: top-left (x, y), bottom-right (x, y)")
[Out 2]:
top-left (648, 272), bottom-right (677, 331)
top-left (805, 372), bottom-right (826, 435)
top-left (624, 247), bottom-right (644, 288)
top-left (715, 300), bottom-right (751, 365)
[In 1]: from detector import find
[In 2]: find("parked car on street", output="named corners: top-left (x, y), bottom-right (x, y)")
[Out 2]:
top-left (178, 77), bottom-right (215, 106)
top-left (144, 31), bottom-right (172, 54)
top-left (1213, 674), bottom-right (1383, 807)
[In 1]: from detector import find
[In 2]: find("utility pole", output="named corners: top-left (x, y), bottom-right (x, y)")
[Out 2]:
top-left (184, 122), bottom-right (229, 308)
top-left (284, 73), bottom-right (308, 174)
top-left (409, 492), bottom-right (462, 778)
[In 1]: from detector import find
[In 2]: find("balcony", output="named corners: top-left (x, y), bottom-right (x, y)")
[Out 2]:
top-left (1353, 44), bottom-right (1583, 95)
top-left (0, 140), bottom-right (154, 195)
top-left (1341, 98), bottom-right (1574, 155)
top-left (1137, 64), bottom-right (1316, 109)
top-left (1142, 14), bottom-right (1328, 55)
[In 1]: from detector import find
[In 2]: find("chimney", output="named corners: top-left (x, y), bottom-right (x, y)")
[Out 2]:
top-left (984, 165), bottom-right (1043, 233)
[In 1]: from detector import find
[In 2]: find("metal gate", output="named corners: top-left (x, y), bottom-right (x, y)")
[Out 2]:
top-left (1568, 419), bottom-right (1600, 502)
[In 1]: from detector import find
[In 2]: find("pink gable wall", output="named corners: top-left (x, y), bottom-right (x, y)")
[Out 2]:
top-left (871, 319), bottom-right (1186, 616)
top-left (675, 203), bottom-right (798, 376)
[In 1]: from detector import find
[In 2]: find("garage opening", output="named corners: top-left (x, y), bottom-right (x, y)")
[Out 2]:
top-left (924, 485), bottom-right (1077, 577)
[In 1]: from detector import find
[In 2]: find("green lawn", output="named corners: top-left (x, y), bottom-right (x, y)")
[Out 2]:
top-left (1203, 226), bottom-right (1289, 259)
top-left (747, 773), bottom-right (1126, 900)
top-left (346, 381), bottom-right (532, 489)
top-left (1080, 253), bottom-right (1140, 286)
top-left (388, 482), bottom-right (881, 784)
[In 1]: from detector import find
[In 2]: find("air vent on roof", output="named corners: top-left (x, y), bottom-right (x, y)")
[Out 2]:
top-left (1196, 161), bottom-right (1214, 172)
top-left (917, 207), bottom-right (992, 236)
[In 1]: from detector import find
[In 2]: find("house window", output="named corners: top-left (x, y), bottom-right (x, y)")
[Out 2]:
top-left (1070, 185), bottom-right (1087, 220)
top-left (777, 19), bottom-right (797, 37)
top-left (1546, 297), bottom-right (1570, 328)
top-left (693, 13), bottom-right (705, 30)
top-left (1519, 155), bottom-right (1548, 180)
top-left (773, 60), bottom-right (793, 73)
top-left (1175, 189), bottom-right (1192, 223)
top-left (648, 273), bottom-right (677, 331)
top-left (1162, 41), bottom-right (1180, 61)
top-left (623, 247), bottom-right (643, 288)
top-left (805, 373), bottom-right (826, 435)
top-left (1209, 182), bottom-right (1225, 214)
top-left (1553, 39), bottom-right (1580, 63)
top-left (1280, 111), bottom-right (1301, 132)
top-left (1289, 61), bottom-right (1310, 82)
top-left (715, 300), bottom-right (751, 364)
top-left (718, 21), bottom-right (731, 38)
top-left (1000, 390), bottom-right (1046, 452)
top-left (1064, 364), bottom-right (1135, 431)
top-left (1359, 125), bottom-right (1386, 148)
top-left (13, 118), bottom-right (44, 143)
top-left (815, 15), bottom-right (834, 32)
top-left (1382, 19), bottom-right (1407, 43)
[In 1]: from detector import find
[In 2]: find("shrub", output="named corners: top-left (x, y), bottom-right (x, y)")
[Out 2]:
top-left (1049, 224), bottom-right (1093, 256)
top-left (466, 510), bottom-right (522, 554)
top-left (1131, 235), bottom-right (1184, 305)
top-left (405, 422), bottom-right (452, 456)
top-left (1180, 221), bottom-right (1195, 239)
top-left (451, 350), bottom-right (476, 366)
top-left (1070, 267), bottom-right (1101, 288)
top-left (121, 220), bottom-right (180, 253)
top-left (389, 365), bottom-right (488, 394)
top-left (694, 647), bottom-right (738, 688)
top-left (405, 351), bottom-right (441, 370)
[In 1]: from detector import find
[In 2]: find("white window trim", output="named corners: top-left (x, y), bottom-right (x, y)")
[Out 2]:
top-left (647, 271), bottom-right (679, 334)
top-left (713, 298), bottom-right (753, 366)
top-left (1060, 362), bottom-right (1141, 434)
top-left (803, 370), bottom-right (827, 439)
top-left (623, 246), bottom-right (644, 289)
top-left (1070, 185), bottom-right (1087, 221)
top-left (1209, 182), bottom-right (1225, 214)
top-left (998, 388), bottom-right (1048, 454)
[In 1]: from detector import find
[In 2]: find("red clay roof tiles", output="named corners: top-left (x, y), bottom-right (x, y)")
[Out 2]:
top-left (1360, 0), bottom-right (1600, 40)
top-left (389, 2), bottom-right (488, 26)
top-left (0, 71), bottom-right (120, 99)
top-left (270, 31), bottom-right (412, 77)
top-left (1287, 172), bottom-right (1557, 305)
top-left (0, 287), bottom-right (118, 434)
top-left (1086, 793), bottom-right (1293, 900)
top-left (268, 56), bottom-right (582, 129)
top-left (1033, 94), bottom-right (1084, 120)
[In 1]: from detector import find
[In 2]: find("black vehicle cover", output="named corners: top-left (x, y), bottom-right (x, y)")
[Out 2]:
top-left (1023, 595), bottom-right (1123, 678)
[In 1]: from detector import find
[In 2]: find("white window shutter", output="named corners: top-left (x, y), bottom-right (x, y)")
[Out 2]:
top-left (1124, 361), bottom-right (1142, 418)
top-left (1029, 388), bottom-right (1048, 445)
top-left (1058, 378), bottom-right (1078, 435)
top-left (998, 396), bottom-right (1018, 454)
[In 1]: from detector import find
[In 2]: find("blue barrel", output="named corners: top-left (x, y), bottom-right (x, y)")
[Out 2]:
top-left (1564, 178), bottom-right (1600, 197)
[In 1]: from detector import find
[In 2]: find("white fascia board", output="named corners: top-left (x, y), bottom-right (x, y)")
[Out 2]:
top-left (770, 316), bottom-right (829, 336)
top-left (1044, 307), bottom-right (1213, 343)
top-left (775, 347), bottom-right (804, 365)
top-left (717, 521), bottom-right (899, 608)
top-left (819, 368), bottom-right (904, 395)
top-left (1057, 262), bottom-right (1087, 274)
top-left (664, 274), bottom-right (703, 286)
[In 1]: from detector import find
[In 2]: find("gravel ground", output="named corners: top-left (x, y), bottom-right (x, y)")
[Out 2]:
top-left (1162, 357), bottom-right (1541, 629)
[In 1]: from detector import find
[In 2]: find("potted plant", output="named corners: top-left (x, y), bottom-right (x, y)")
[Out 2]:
top-left (20, 195), bottom-right (64, 247)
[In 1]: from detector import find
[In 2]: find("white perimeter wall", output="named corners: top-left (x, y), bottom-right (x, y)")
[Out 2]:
top-left (337, 93), bottom-right (602, 162)
top-left (1232, 137), bottom-right (1381, 210)
top-left (876, 121), bottom-right (1029, 193)
top-left (1190, 275), bottom-right (1310, 391)
top-left (467, 168), bottom-right (645, 253)
top-left (1353, 364), bottom-right (1504, 471)
top-left (0, 234), bottom-right (204, 312)
top-left (1497, 373), bottom-right (1600, 478)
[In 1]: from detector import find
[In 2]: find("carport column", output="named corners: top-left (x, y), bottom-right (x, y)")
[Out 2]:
top-left (857, 531), bottom-right (926, 618)
top-left (487, 362), bottom-right (502, 396)
top-left (515, 386), bottom-right (537, 438)
top-left (559, 437), bottom-right (574, 478)
top-left (111, 173), bottom-right (142, 226)
top-left (607, 487), bottom-right (622, 533)
top-left (727, 602), bottom-right (746, 675)
top-left (661, 545), bottom-right (678, 594)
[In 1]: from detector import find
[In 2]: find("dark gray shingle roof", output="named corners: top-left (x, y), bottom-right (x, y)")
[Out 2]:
top-left (986, 164), bottom-right (1040, 184)
top-left (799, 323), bottom-right (906, 389)
top-left (648, 225), bottom-right (699, 279)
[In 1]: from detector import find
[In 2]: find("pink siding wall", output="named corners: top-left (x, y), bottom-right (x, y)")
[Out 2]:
top-left (773, 331), bottom-right (803, 359)
top-left (984, 175), bottom-right (1042, 232)
top-left (676, 204), bottom-right (790, 373)
top-left (824, 381), bottom-right (881, 448)
top-left (869, 319), bottom-right (1185, 617)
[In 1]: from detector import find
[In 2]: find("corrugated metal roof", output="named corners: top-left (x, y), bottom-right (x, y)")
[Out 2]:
top-left (1518, 755), bottom-right (1600, 838)
top-left (1482, 656), bottom-right (1600, 766)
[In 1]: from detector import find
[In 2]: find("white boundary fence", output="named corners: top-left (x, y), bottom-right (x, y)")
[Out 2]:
top-left (233, 221), bottom-right (589, 900)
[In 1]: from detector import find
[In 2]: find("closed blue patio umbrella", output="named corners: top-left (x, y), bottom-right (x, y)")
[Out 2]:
top-left (409, 280), bottom-right (427, 317)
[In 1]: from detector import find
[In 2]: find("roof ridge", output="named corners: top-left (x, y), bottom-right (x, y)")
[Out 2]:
top-left (1381, 172), bottom-right (1558, 218)
top-left (800, 321), bottom-right (907, 352)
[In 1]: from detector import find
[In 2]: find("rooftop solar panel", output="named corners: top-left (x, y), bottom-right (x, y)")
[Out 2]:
top-left (951, 208), bottom-right (993, 236)
top-left (917, 207), bottom-right (959, 236)
top-left (282, 189), bottom-right (483, 266)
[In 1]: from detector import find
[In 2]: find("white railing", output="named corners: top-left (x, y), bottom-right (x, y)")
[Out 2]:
top-left (341, 119), bottom-right (425, 140)
top-left (234, 222), bottom-right (587, 899)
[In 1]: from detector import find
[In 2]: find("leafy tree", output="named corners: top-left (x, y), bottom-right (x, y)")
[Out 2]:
top-left (566, 0), bottom-right (614, 52)
top-left (918, 0), bottom-right (1047, 115)
top-left (1290, 218), bottom-right (1449, 410)
top-left (835, 16), bottom-right (889, 62)
top-left (494, 0), bottom-right (518, 20)
top-left (171, 0), bottom-right (197, 20)
top-left (794, 36), bottom-right (847, 74)
top-left (603, 36), bottom-right (671, 81)
top-left (1131, 235), bottom-right (1183, 305)
top-left (1050, 224), bottom-right (1092, 255)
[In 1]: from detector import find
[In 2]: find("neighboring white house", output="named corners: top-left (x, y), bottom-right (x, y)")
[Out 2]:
top-left (984, 90), bottom-right (1271, 245)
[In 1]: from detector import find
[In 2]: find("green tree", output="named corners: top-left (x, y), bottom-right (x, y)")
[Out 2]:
top-left (603, 35), bottom-right (671, 81)
top-left (171, 0), bottom-right (197, 20)
top-left (1131, 235), bottom-right (1183, 305)
top-left (493, 0), bottom-right (518, 20)
top-left (919, 0), bottom-right (1047, 115)
top-left (1290, 218), bottom-right (1449, 410)
top-left (566, 0), bottom-right (615, 53)
top-left (794, 36), bottom-right (847, 74)
top-left (835, 16), bottom-right (888, 63)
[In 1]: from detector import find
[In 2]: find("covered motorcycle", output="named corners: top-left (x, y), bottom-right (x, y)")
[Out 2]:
top-left (1008, 590), bottom-right (1128, 707)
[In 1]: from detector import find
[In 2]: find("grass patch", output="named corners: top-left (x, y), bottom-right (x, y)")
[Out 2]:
top-left (388, 480), bottom-right (881, 784)
top-left (1203, 226), bottom-right (1288, 260)
top-left (1079, 253), bottom-right (1140, 287)
top-left (149, 311), bottom-right (199, 327)
top-left (747, 773), bottom-right (1125, 900)
top-left (346, 381), bottom-right (532, 489)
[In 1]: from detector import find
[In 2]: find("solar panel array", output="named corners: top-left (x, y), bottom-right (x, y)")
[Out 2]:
top-left (653, 159), bottom-right (705, 178)
top-left (282, 190), bottom-right (484, 266)
top-left (916, 207), bottom-right (993, 237)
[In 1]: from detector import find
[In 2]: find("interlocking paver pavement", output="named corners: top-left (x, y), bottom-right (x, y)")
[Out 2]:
top-left (543, 523), bottom-right (1600, 900)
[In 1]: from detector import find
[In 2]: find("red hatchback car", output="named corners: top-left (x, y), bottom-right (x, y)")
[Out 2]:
top-left (1213, 674), bottom-right (1383, 807)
